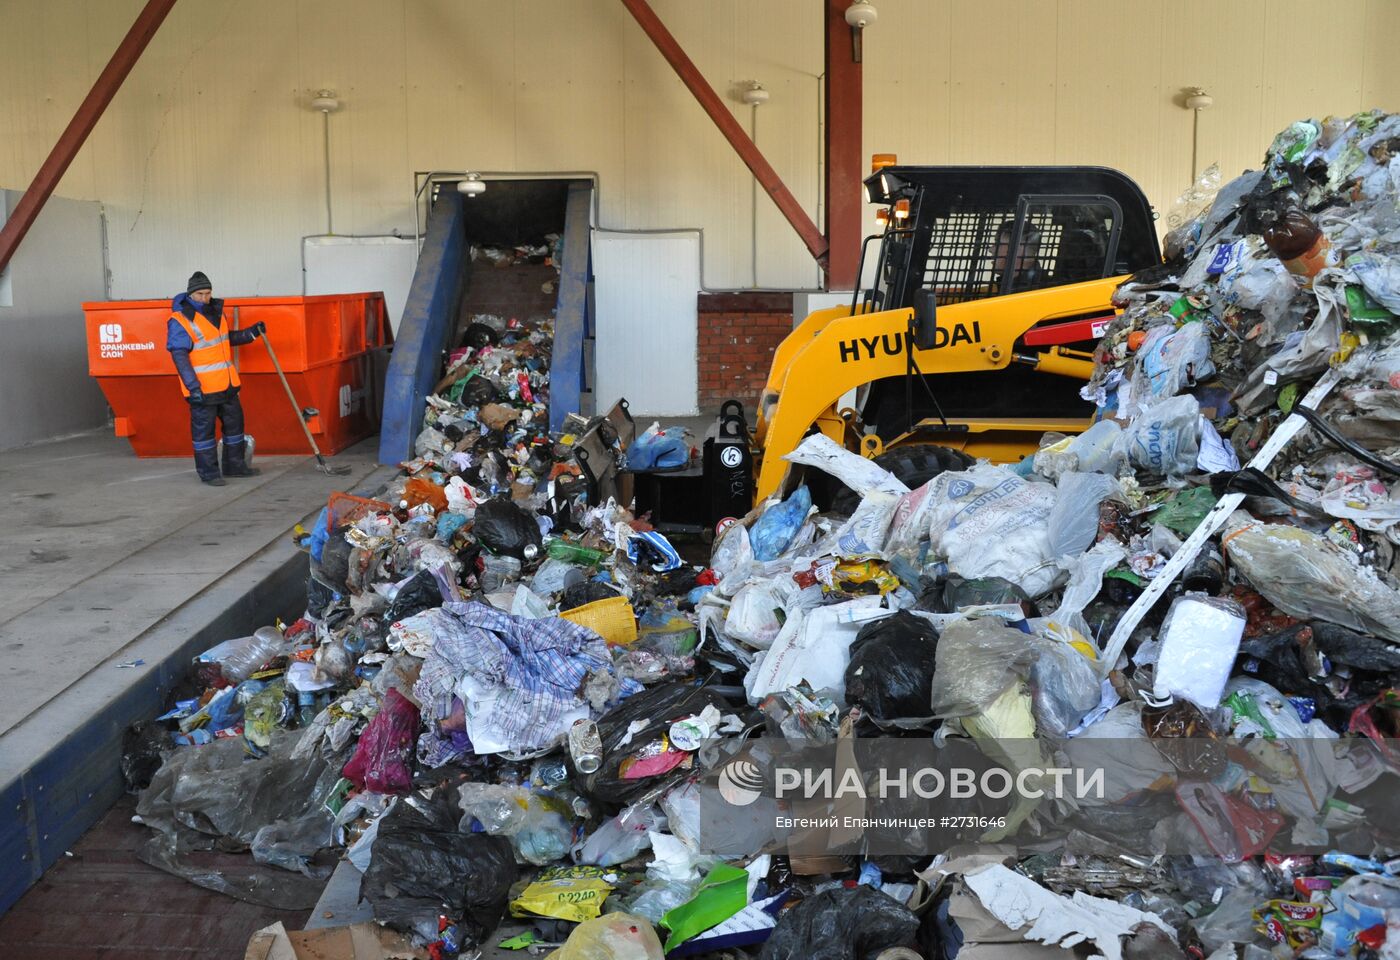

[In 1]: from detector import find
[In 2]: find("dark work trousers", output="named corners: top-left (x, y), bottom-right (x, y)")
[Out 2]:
top-left (189, 390), bottom-right (248, 480)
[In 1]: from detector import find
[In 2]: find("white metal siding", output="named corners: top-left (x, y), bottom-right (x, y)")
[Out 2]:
top-left (593, 230), bottom-right (700, 416)
top-left (0, 0), bottom-right (1397, 302)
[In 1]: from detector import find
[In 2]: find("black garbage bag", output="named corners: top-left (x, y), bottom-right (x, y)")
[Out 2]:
top-left (306, 571), bottom-right (340, 620)
top-left (362, 791), bottom-right (516, 942)
top-left (560, 580), bottom-right (618, 612)
top-left (383, 568), bottom-right (443, 624)
top-left (459, 375), bottom-right (498, 407)
top-left (1313, 621), bottom-right (1400, 673)
top-left (121, 721), bottom-right (171, 793)
top-left (575, 682), bottom-right (731, 806)
top-left (1236, 621), bottom-right (1399, 724)
top-left (462, 321), bottom-right (499, 350)
top-left (760, 885), bottom-right (920, 960)
top-left (844, 611), bottom-right (939, 725)
top-left (473, 498), bottom-right (543, 560)
top-left (317, 529), bottom-right (354, 592)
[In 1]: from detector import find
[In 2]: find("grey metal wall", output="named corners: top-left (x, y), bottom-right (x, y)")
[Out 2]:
top-left (0, 191), bottom-right (109, 450)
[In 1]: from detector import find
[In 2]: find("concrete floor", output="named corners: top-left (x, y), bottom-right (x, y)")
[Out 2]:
top-left (0, 429), bottom-right (386, 738)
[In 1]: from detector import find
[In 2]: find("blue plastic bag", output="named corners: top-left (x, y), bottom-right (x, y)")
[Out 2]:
top-left (626, 428), bottom-right (689, 471)
top-left (751, 485), bottom-right (812, 561)
top-left (308, 507), bottom-right (330, 562)
top-left (436, 511), bottom-right (469, 541)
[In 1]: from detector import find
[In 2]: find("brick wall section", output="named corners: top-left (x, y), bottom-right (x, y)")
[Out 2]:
top-left (697, 292), bottom-right (794, 408)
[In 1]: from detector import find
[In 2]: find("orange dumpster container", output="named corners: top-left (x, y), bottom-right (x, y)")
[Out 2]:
top-left (84, 294), bottom-right (392, 457)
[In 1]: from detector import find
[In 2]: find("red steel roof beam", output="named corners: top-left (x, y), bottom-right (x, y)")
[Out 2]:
top-left (619, 0), bottom-right (830, 268)
top-left (0, 0), bottom-right (180, 275)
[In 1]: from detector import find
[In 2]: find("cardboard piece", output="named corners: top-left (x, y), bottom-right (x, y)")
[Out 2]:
top-left (244, 922), bottom-right (426, 960)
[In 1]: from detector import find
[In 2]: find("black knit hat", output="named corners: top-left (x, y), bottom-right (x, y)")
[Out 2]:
top-left (187, 271), bottom-right (212, 294)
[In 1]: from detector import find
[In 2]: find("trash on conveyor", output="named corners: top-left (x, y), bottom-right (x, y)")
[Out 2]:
top-left (121, 121), bottom-right (1400, 960)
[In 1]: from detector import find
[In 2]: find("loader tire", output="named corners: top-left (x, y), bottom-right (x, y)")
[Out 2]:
top-left (828, 445), bottom-right (973, 517)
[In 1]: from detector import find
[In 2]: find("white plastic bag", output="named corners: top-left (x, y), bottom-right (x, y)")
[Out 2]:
top-left (1046, 472), bottom-right (1121, 557)
top-left (709, 522), bottom-right (754, 585)
top-left (922, 464), bottom-right (1062, 597)
top-left (1119, 393), bottom-right (1201, 478)
top-left (782, 433), bottom-right (908, 498)
top-left (833, 491), bottom-right (900, 557)
top-left (724, 580), bottom-right (786, 649)
top-left (744, 597), bottom-right (884, 704)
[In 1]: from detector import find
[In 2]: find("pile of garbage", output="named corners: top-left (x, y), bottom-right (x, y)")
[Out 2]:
top-left (126, 115), bottom-right (1400, 960)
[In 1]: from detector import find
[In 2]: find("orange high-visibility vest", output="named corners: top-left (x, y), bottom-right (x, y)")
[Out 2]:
top-left (170, 309), bottom-right (241, 396)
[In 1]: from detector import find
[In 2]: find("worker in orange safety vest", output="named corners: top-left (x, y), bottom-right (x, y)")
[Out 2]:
top-left (166, 271), bottom-right (265, 486)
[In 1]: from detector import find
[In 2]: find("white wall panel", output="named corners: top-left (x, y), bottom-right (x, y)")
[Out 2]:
top-left (303, 236), bottom-right (417, 334)
top-left (593, 230), bottom-right (700, 416)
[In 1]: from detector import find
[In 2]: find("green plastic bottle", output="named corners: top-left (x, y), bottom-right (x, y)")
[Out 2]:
top-left (546, 539), bottom-right (611, 566)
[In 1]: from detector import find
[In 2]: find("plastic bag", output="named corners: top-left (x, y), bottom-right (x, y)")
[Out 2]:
top-left (1063, 703), bottom-right (1176, 804)
top-left (725, 580), bottom-right (787, 649)
top-left (1137, 322), bottom-right (1215, 399)
top-left (550, 912), bottom-right (664, 960)
top-left (660, 863), bottom-right (750, 952)
top-left (1151, 486), bottom-right (1217, 536)
top-left (1044, 540), bottom-right (1126, 648)
top-left (782, 433), bottom-right (909, 498)
top-left (745, 597), bottom-right (884, 704)
top-left (121, 722), bottom-right (170, 793)
top-left (573, 803), bottom-right (663, 867)
top-left (577, 682), bottom-right (730, 805)
top-left (1349, 250), bottom-right (1400, 313)
top-left (759, 885), bottom-right (919, 960)
top-left (342, 688), bottom-right (419, 795)
top-left (383, 569), bottom-right (443, 624)
top-left (627, 425), bottom-right (690, 471)
top-left (929, 618), bottom-right (1037, 719)
top-left (752, 486), bottom-right (813, 561)
top-left (918, 463), bottom-right (1062, 597)
top-left (1191, 887), bottom-right (1260, 955)
top-left (1119, 394), bottom-right (1200, 478)
top-left (937, 575), bottom-right (1031, 611)
top-left (1047, 472), bottom-right (1121, 556)
top-left (362, 790), bottom-right (517, 940)
top-left (1222, 513), bottom-right (1400, 642)
top-left (1028, 636), bottom-right (1103, 739)
top-left (136, 731), bottom-right (349, 902)
top-left (1152, 595), bottom-right (1247, 709)
top-left (474, 497), bottom-right (543, 560)
top-left (843, 611), bottom-right (939, 725)
top-left (832, 491), bottom-right (901, 557)
top-left (532, 557), bottom-right (587, 595)
top-left (711, 522), bottom-right (755, 581)
top-left (458, 784), bottom-right (576, 865)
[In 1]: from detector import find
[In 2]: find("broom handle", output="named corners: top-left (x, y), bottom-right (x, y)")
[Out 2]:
top-left (262, 333), bottom-right (328, 461)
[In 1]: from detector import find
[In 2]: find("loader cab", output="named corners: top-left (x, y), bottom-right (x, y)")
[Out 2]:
top-left (856, 165), bottom-right (1161, 436)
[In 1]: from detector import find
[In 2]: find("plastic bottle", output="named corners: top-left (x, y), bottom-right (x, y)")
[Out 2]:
top-left (220, 626), bottom-right (287, 683)
top-left (1261, 207), bottom-right (1333, 284)
top-left (547, 539), bottom-right (611, 566)
top-left (480, 554), bottom-right (522, 592)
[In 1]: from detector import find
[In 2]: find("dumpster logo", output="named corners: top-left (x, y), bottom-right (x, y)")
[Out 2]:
top-left (338, 384), bottom-right (367, 417)
top-left (98, 322), bottom-right (156, 359)
top-left (718, 759), bottom-right (766, 807)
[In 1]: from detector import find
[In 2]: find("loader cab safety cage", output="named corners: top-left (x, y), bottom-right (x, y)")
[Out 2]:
top-left (858, 165), bottom-right (1159, 314)
top-left (855, 166), bottom-right (1162, 434)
